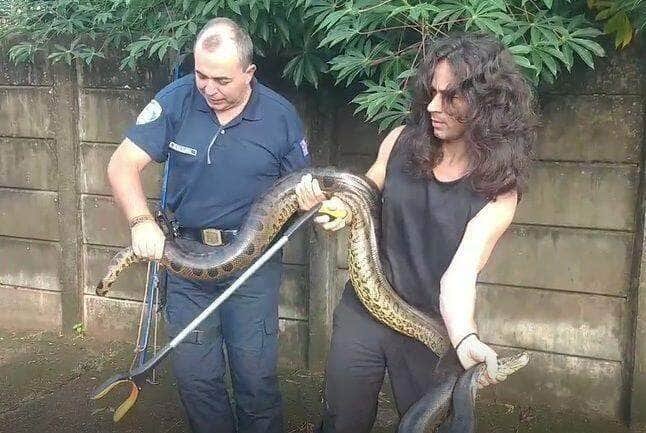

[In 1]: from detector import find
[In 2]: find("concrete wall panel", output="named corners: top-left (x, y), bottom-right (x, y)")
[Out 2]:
top-left (0, 237), bottom-right (61, 291)
top-left (516, 162), bottom-right (638, 230)
top-left (280, 265), bottom-right (308, 320)
top-left (81, 194), bottom-right (158, 246)
top-left (79, 142), bottom-right (162, 197)
top-left (83, 245), bottom-right (148, 301)
top-left (0, 138), bottom-right (58, 190)
top-left (480, 225), bottom-right (633, 296)
top-left (0, 188), bottom-right (59, 240)
top-left (0, 285), bottom-right (61, 331)
top-left (79, 89), bottom-right (150, 143)
top-left (0, 88), bottom-right (52, 137)
top-left (537, 95), bottom-right (642, 163)
top-left (278, 319), bottom-right (308, 369)
top-left (481, 347), bottom-right (623, 419)
top-left (477, 284), bottom-right (625, 360)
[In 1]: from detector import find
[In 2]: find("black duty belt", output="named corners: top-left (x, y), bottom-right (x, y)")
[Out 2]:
top-left (176, 227), bottom-right (238, 246)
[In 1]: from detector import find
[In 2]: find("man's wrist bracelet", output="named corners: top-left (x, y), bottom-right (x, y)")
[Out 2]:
top-left (128, 214), bottom-right (155, 229)
top-left (454, 332), bottom-right (479, 352)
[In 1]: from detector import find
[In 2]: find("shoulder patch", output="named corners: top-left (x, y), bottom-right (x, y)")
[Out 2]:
top-left (136, 100), bottom-right (162, 125)
top-left (299, 138), bottom-right (309, 157)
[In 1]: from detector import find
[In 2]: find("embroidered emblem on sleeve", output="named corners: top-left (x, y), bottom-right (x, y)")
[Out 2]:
top-left (299, 138), bottom-right (309, 157)
top-left (136, 100), bottom-right (162, 125)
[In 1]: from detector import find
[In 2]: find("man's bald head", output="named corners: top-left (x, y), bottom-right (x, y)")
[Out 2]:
top-left (194, 17), bottom-right (253, 68)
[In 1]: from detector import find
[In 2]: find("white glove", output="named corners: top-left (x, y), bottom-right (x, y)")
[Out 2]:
top-left (294, 174), bottom-right (352, 232)
top-left (295, 173), bottom-right (326, 210)
top-left (315, 196), bottom-right (352, 231)
top-left (130, 218), bottom-right (165, 260)
top-left (455, 334), bottom-right (500, 389)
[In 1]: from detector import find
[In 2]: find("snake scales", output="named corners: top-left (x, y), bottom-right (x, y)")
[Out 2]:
top-left (97, 168), bottom-right (528, 432)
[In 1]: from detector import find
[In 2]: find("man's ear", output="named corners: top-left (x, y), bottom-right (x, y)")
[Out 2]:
top-left (245, 63), bottom-right (257, 77)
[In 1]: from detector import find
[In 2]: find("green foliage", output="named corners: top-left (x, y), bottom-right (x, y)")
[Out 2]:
top-left (588, 0), bottom-right (645, 48)
top-left (0, 0), bottom-right (643, 130)
top-left (72, 322), bottom-right (86, 337)
top-left (301, 0), bottom-right (614, 128)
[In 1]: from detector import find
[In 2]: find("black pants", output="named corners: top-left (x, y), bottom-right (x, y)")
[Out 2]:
top-left (320, 294), bottom-right (440, 433)
top-left (164, 239), bottom-right (283, 433)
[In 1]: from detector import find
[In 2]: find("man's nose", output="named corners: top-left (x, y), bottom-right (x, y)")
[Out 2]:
top-left (205, 81), bottom-right (220, 96)
top-left (427, 93), bottom-right (441, 113)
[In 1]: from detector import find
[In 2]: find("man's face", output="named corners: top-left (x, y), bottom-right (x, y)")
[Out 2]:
top-left (426, 60), bottom-right (467, 142)
top-left (194, 42), bottom-right (256, 113)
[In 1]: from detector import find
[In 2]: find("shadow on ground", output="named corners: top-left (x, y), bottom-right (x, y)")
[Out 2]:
top-left (0, 330), bottom-right (642, 433)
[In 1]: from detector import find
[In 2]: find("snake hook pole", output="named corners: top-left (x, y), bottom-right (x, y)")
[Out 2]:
top-left (91, 203), bottom-right (323, 422)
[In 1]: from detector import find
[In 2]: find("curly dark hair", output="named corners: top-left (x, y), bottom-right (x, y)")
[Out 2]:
top-left (402, 32), bottom-right (537, 199)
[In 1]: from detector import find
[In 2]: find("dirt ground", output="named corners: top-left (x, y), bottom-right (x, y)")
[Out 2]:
top-left (0, 330), bottom-right (641, 433)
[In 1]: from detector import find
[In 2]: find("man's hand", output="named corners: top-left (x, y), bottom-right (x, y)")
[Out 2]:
top-left (295, 173), bottom-right (326, 210)
top-left (455, 334), bottom-right (500, 389)
top-left (294, 174), bottom-right (352, 232)
top-left (131, 219), bottom-right (165, 260)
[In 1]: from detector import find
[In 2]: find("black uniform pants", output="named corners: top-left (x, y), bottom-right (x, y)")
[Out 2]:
top-left (163, 239), bottom-right (283, 433)
top-left (320, 294), bottom-right (440, 433)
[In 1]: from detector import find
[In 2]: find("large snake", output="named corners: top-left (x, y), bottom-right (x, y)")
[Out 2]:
top-left (97, 168), bottom-right (528, 432)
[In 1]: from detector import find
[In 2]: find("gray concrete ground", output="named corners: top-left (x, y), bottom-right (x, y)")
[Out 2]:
top-left (0, 330), bottom-right (640, 433)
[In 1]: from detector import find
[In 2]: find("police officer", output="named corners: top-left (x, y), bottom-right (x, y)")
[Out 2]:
top-left (107, 17), bottom-right (310, 433)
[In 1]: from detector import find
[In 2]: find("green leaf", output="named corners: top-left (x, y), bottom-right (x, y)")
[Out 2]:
top-left (513, 54), bottom-right (537, 70)
top-left (508, 44), bottom-right (531, 55)
top-left (477, 17), bottom-right (504, 35)
top-left (569, 41), bottom-right (595, 68)
top-left (604, 12), bottom-right (633, 49)
top-left (537, 49), bottom-right (558, 76)
top-left (202, 0), bottom-right (219, 17)
top-left (275, 16), bottom-right (291, 42)
top-left (563, 44), bottom-right (574, 70)
top-left (318, 26), bottom-right (357, 47)
top-left (226, 0), bottom-right (242, 14)
top-left (530, 24), bottom-right (541, 45)
top-left (384, 4), bottom-right (410, 20)
top-left (540, 66), bottom-right (555, 84)
top-left (303, 56), bottom-right (320, 88)
top-left (396, 69), bottom-right (417, 80)
top-left (502, 26), bottom-right (529, 45)
top-left (571, 37), bottom-right (605, 56)
top-left (540, 45), bottom-right (569, 65)
top-left (570, 27), bottom-right (603, 38)
top-left (432, 8), bottom-right (457, 26)
top-left (595, 8), bottom-right (615, 21)
top-left (158, 45), bottom-right (168, 61)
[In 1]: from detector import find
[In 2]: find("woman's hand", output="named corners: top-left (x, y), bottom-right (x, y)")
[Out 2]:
top-left (455, 334), bottom-right (501, 389)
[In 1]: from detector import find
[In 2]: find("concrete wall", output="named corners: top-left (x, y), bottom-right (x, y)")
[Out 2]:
top-left (1, 41), bottom-right (644, 424)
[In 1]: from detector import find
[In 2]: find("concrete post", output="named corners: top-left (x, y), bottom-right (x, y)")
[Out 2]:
top-left (50, 61), bottom-right (82, 334)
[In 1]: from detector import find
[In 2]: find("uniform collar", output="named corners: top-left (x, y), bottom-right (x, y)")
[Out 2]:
top-left (193, 77), bottom-right (263, 121)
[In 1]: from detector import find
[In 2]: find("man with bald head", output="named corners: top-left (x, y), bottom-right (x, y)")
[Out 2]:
top-left (107, 17), bottom-right (310, 433)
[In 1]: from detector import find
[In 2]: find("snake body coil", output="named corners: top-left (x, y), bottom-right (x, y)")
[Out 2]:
top-left (97, 168), bottom-right (528, 432)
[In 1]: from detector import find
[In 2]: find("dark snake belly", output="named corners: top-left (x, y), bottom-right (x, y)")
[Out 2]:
top-left (96, 168), bottom-right (528, 432)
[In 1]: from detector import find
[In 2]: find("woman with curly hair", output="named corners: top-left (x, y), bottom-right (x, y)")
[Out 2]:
top-left (296, 32), bottom-right (538, 433)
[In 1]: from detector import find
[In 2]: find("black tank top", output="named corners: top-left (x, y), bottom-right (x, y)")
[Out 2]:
top-left (342, 131), bottom-right (489, 316)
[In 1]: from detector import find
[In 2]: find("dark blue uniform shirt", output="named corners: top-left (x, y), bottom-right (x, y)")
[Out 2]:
top-left (126, 74), bottom-right (310, 229)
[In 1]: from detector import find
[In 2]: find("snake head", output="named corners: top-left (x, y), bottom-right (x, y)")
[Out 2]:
top-left (473, 351), bottom-right (530, 387)
top-left (493, 351), bottom-right (530, 383)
